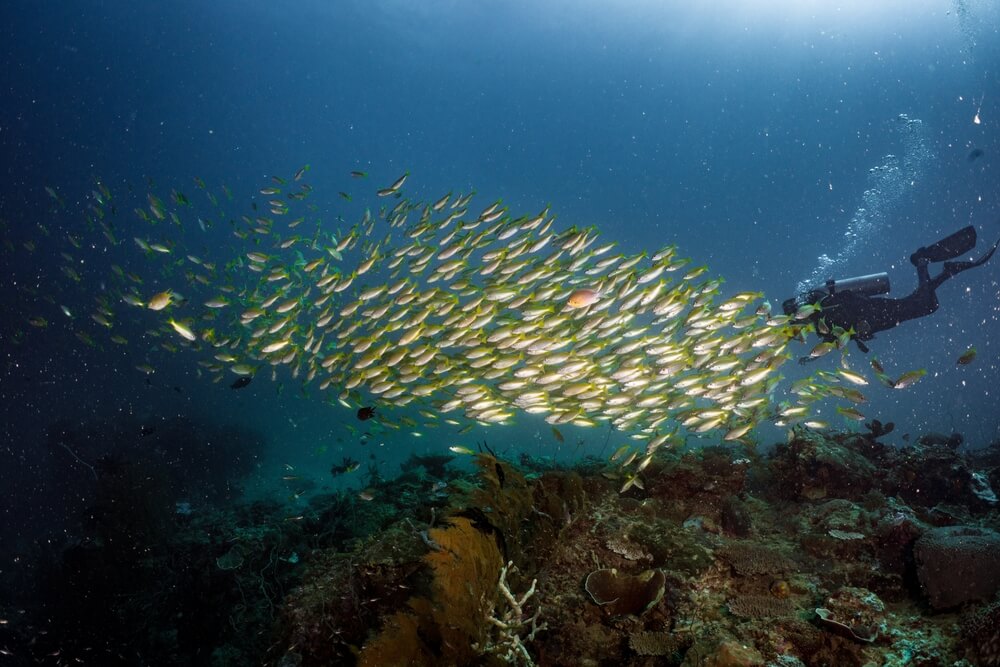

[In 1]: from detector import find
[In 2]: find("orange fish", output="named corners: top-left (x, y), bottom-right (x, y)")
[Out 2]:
top-left (567, 288), bottom-right (599, 309)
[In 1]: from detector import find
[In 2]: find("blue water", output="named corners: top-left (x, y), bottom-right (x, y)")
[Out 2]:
top-left (2, 0), bottom-right (999, 551)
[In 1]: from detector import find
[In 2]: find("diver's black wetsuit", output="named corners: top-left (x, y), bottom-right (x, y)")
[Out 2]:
top-left (792, 226), bottom-right (998, 352)
top-left (817, 259), bottom-right (981, 341)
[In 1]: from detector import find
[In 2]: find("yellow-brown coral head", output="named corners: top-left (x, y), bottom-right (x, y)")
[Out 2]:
top-left (770, 579), bottom-right (791, 599)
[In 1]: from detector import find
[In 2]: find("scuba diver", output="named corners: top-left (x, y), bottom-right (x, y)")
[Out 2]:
top-left (784, 225), bottom-right (998, 354)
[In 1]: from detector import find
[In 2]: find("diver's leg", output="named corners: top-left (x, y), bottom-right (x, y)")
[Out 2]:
top-left (930, 237), bottom-right (999, 289)
top-left (915, 257), bottom-right (931, 286)
top-left (910, 226), bottom-right (978, 265)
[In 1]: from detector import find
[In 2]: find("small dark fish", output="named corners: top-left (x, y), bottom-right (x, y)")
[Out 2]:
top-left (870, 357), bottom-right (885, 374)
top-left (230, 376), bottom-right (253, 390)
top-left (350, 170), bottom-right (368, 178)
top-left (494, 462), bottom-right (505, 489)
top-left (339, 192), bottom-right (352, 201)
top-left (957, 346), bottom-right (977, 365)
top-left (968, 148), bottom-right (985, 162)
top-left (357, 406), bottom-right (375, 421)
top-left (140, 425), bottom-right (157, 437)
top-left (331, 457), bottom-right (360, 477)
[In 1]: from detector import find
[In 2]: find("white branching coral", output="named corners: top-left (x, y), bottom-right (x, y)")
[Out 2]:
top-left (477, 560), bottom-right (547, 666)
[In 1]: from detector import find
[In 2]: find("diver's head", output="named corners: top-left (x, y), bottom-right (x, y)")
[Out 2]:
top-left (782, 289), bottom-right (826, 317)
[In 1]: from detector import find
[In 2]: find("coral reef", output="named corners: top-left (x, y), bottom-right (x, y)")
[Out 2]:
top-left (7, 423), bottom-right (1000, 666)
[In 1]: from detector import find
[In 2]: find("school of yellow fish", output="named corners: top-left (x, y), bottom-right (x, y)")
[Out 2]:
top-left (21, 168), bottom-right (928, 489)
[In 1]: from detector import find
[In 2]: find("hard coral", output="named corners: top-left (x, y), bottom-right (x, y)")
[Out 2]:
top-left (605, 534), bottom-right (652, 562)
top-left (727, 594), bottom-right (797, 619)
top-left (815, 587), bottom-right (885, 644)
top-left (629, 630), bottom-right (687, 657)
top-left (717, 542), bottom-right (796, 577)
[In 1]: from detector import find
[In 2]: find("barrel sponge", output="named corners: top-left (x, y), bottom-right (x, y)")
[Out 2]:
top-left (914, 525), bottom-right (1000, 610)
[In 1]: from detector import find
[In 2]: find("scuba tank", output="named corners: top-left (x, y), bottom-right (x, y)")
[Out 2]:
top-left (782, 272), bottom-right (890, 316)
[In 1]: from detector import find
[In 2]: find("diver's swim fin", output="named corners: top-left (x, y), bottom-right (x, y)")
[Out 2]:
top-left (942, 236), bottom-right (999, 274)
top-left (910, 225), bottom-right (977, 265)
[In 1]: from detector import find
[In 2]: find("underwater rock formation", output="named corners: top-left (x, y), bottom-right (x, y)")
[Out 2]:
top-left (10, 425), bottom-right (1000, 666)
top-left (768, 430), bottom-right (876, 501)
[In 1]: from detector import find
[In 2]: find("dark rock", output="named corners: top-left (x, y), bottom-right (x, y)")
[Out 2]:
top-left (885, 444), bottom-right (988, 510)
top-left (914, 525), bottom-right (1000, 609)
top-left (916, 432), bottom-right (964, 449)
top-left (967, 440), bottom-right (1000, 468)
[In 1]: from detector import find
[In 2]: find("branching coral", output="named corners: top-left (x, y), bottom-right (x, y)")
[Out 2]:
top-left (477, 560), bottom-right (546, 665)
